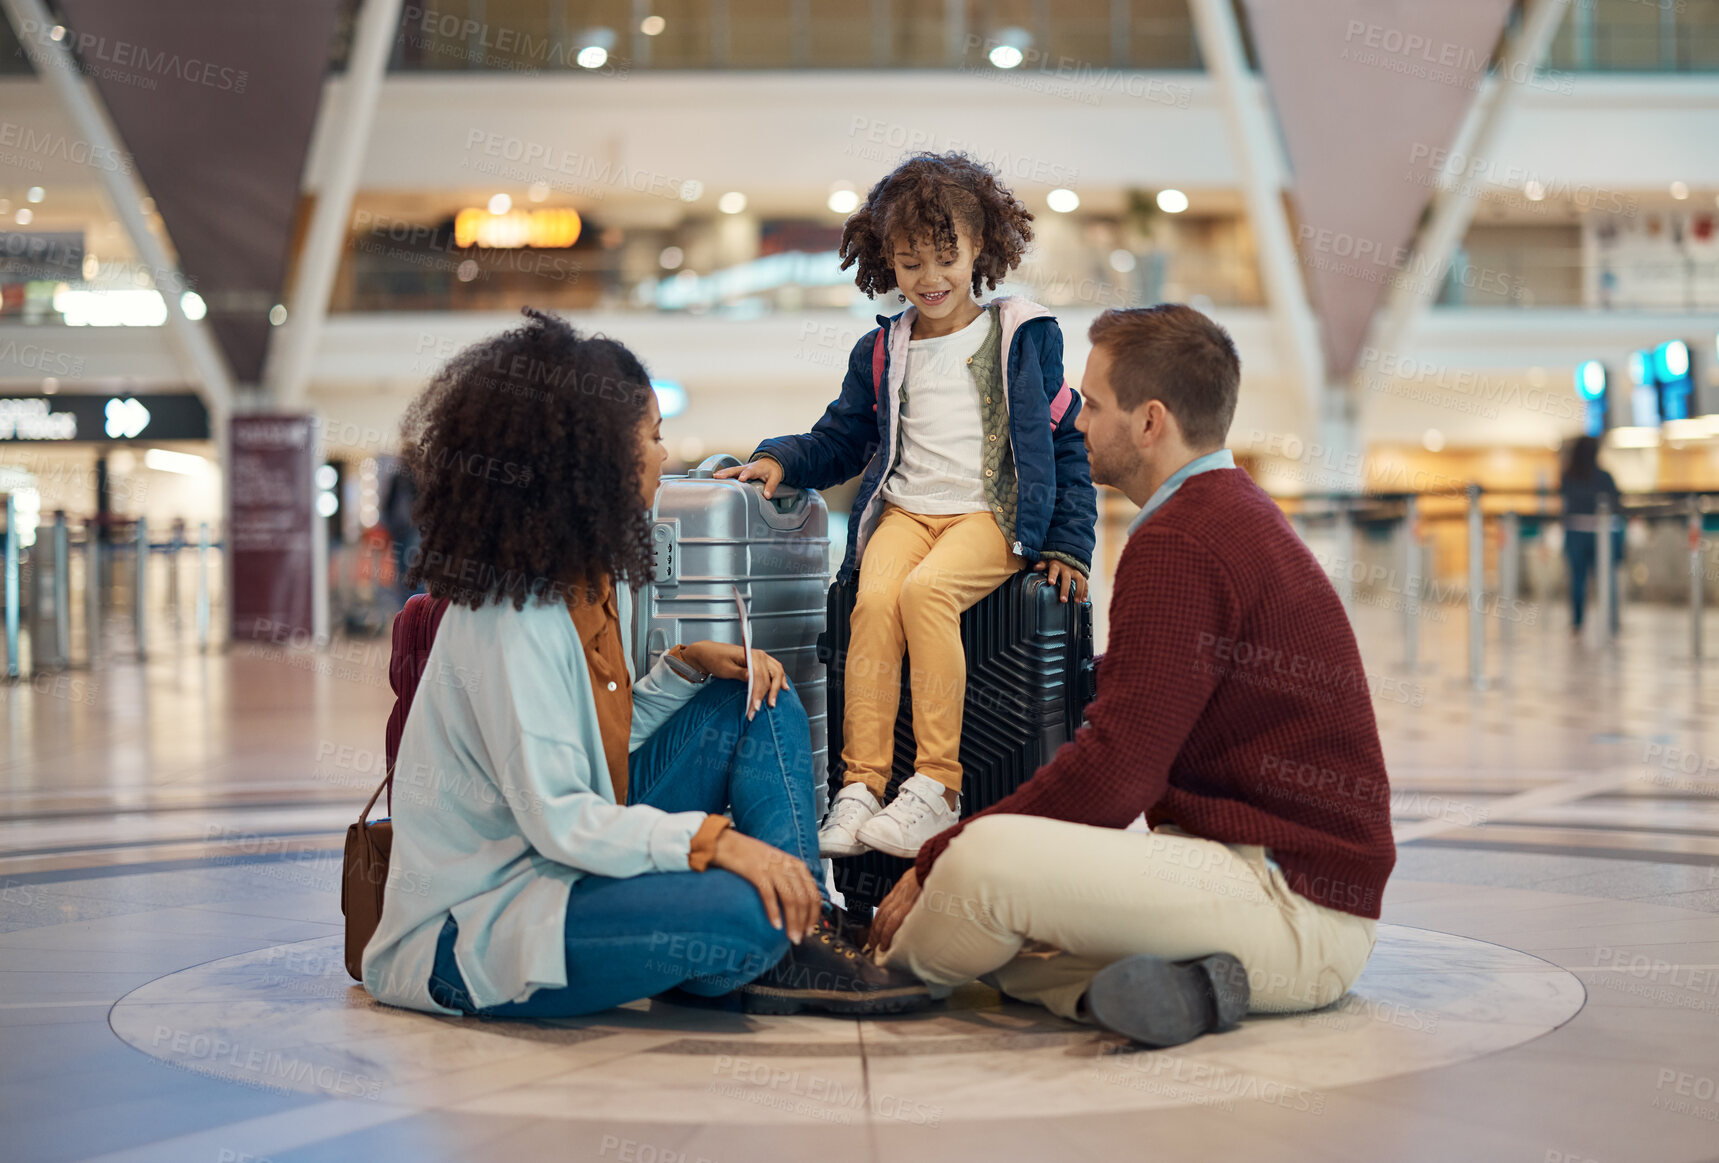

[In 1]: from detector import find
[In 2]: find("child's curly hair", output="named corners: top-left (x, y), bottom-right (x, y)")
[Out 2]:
top-left (838, 152), bottom-right (1034, 298)
top-left (401, 307), bottom-right (656, 610)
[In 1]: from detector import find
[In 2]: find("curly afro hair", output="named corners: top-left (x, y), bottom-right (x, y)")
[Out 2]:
top-left (838, 151), bottom-right (1034, 299)
top-left (402, 307), bottom-right (656, 610)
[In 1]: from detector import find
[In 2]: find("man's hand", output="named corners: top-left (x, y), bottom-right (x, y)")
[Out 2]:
top-left (866, 867), bottom-right (923, 956)
top-left (1034, 559), bottom-right (1089, 604)
top-left (713, 456), bottom-right (785, 500)
top-left (709, 830), bottom-right (821, 943)
top-left (680, 641), bottom-right (790, 719)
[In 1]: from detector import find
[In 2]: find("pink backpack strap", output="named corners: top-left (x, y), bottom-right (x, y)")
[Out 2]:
top-left (871, 328), bottom-right (886, 412)
top-left (1048, 379), bottom-right (1073, 429)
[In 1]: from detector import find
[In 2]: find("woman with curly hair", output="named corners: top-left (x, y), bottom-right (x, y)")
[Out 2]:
top-left (361, 308), bottom-right (930, 1017)
top-left (718, 152), bottom-right (1098, 860)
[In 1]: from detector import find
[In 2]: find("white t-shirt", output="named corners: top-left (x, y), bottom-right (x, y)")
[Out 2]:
top-left (881, 310), bottom-right (993, 515)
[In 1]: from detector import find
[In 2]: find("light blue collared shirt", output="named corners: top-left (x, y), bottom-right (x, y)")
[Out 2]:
top-left (1127, 449), bottom-right (1236, 536)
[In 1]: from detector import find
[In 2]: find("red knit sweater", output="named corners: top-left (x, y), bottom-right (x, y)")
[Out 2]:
top-left (916, 468), bottom-right (1398, 919)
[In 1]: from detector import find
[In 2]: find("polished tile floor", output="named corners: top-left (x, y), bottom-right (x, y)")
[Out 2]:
top-left (4, 582), bottom-right (1719, 1162)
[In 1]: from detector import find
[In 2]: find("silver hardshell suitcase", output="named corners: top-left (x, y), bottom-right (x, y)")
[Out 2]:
top-left (633, 454), bottom-right (833, 815)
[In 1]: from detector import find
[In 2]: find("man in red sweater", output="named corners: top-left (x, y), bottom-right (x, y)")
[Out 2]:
top-left (868, 304), bottom-right (1396, 1048)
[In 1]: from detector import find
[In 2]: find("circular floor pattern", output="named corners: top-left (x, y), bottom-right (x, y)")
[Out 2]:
top-left (110, 924), bottom-right (1584, 1126)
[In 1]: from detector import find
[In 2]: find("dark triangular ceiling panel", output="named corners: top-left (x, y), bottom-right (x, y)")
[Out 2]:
top-left (1240, 0), bottom-right (1515, 378)
top-left (56, 0), bottom-right (343, 384)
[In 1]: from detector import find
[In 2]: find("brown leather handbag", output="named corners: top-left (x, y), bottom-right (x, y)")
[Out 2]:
top-left (342, 593), bottom-right (451, 981)
top-left (341, 774), bottom-right (393, 981)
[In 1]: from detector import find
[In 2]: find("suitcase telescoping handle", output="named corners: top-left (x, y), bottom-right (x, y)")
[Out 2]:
top-left (691, 453), bottom-right (813, 529)
top-left (687, 453), bottom-right (743, 479)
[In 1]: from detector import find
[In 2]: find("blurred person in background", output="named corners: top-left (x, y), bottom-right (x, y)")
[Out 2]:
top-left (381, 457), bottom-right (421, 605)
top-left (1559, 435), bottom-right (1623, 635)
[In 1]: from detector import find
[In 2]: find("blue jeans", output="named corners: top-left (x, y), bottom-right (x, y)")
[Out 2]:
top-left (1566, 532), bottom-right (1621, 631)
top-left (426, 679), bottom-right (826, 1017)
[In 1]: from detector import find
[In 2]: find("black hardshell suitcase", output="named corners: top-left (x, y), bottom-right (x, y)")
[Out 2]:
top-left (817, 569), bottom-right (1096, 913)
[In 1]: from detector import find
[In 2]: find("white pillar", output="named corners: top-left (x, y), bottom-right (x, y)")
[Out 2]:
top-left (267, 0), bottom-right (405, 407)
top-left (1188, 0), bottom-right (1327, 423)
top-left (0, 0), bottom-right (234, 414)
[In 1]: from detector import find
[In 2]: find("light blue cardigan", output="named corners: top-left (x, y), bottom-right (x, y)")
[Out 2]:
top-left (361, 588), bottom-right (708, 1014)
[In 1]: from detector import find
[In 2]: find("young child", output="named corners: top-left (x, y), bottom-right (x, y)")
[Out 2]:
top-left (718, 152), bottom-right (1097, 859)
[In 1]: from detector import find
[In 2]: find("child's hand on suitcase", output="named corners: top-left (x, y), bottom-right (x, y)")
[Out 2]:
top-left (1035, 559), bottom-right (1089, 604)
top-left (714, 456), bottom-right (784, 499)
top-left (680, 641), bottom-right (792, 719)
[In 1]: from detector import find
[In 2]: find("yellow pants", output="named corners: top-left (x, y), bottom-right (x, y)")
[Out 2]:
top-left (841, 504), bottom-right (1025, 798)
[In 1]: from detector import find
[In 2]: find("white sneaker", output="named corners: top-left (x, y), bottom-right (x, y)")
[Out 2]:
top-left (855, 773), bottom-right (960, 858)
top-left (819, 783), bottom-right (883, 857)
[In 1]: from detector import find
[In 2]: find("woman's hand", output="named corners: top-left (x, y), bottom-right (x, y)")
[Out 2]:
top-left (866, 867), bottom-right (923, 956)
top-left (680, 641), bottom-right (790, 720)
top-left (713, 456), bottom-right (785, 500)
top-left (1034, 559), bottom-right (1089, 604)
top-left (710, 828), bottom-right (822, 943)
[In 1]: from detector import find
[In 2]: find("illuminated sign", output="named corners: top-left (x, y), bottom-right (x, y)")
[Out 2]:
top-left (0, 394), bottom-right (208, 442)
top-left (0, 398), bottom-right (76, 439)
top-left (104, 397), bottom-right (150, 438)
top-left (453, 207), bottom-right (582, 249)
top-left (1653, 340), bottom-right (1693, 422)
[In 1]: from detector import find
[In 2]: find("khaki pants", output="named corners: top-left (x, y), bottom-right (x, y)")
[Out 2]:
top-left (880, 815), bottom-right (1378, 1022)
top-left (841, 504), bottom-right (1024, 798)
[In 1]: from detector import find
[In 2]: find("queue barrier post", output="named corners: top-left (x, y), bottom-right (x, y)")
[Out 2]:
top-left (1593, 495), bottom-right (1615, 647)
top-left (196, 522), bottom-right (211, 652)
top-left (1689, 495), bottom-right (1704, 662)
top-left (1500, 511), bottom-right (1520, 651)
top-left (134, 517), bottom-right (148, 662)
top-left (1401, 496), bottom-right (1420, 671)
top-left (49, 512), bottom-right (70, 669)
top-left (1334, 500), bottom-right (1355, 616)
top-left (3, 494), bottom-right (17, 679)
top-left (85, 519), bottom-right (101, 665)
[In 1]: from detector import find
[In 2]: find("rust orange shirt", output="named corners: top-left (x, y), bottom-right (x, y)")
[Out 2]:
top-left (566, 576), bottom-right (633, 804)
top-left (568, 578), bottom-right (730, 869)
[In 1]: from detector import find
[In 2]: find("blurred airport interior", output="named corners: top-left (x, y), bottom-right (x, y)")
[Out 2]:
top-left (3, 2), bottom-right (1719, 1161)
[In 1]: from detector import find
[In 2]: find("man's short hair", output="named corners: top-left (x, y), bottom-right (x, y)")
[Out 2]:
top-left (1087, 305), bottom-right (1240, 448)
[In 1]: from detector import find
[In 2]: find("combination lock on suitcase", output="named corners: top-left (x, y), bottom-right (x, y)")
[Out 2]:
top-left (818, 568), bottom-right (1096, 912)
top-left (633, 454), bottom-right (834, 814)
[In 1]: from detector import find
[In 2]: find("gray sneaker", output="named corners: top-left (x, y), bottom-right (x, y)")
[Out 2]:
top-left (1084, 953), bottom-right (1250, 1048)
